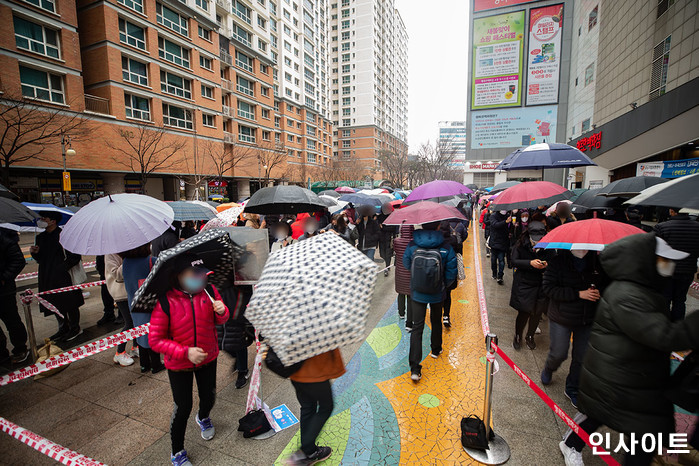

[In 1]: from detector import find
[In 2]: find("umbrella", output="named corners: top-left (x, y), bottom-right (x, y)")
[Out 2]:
top-left (571, 189), bottom-right (623, 215)
top-left (569, 188), bottom-right (588, 203)
top-left (190, 200), bottom-right (219, 214)
top-left (217, 202), bottom-right (242, 213)
top-left (497, 143), bottom-right (596, 171)
top-left (389, 199), bottom-right (404, 209)
top-left (490, 181), bottom-right (573, 211)
top-left (319, 195), bottom-right (348, 213)
top-left (59, 194), bottom-right (174, 255)
top-left (535, 218), bottom-right (645, 251)
top-left (201, 206), bottom-right (245, 231)
top-left (382, 201), bottom-right (466, 226)
top-left (625, 173), bottom-right (699, 210)
top-left (335, 186), bottom-right (356, 193)
top-left (0, 184), bottom-right (19, 201)
top-left (244, 185), bottom-right (326, 215)
top-left (440, 197), bottom-right (469, 208)
top-left (0, 198), bottom-right (39, 223)
top-left (318, 190), bottom-right (341, 198)
top-left (404, 180), bottom-right (473, 205)
top-left (489, 180), bottom-right (521, 194)
top-left (339, 193), bottom-right (384, 206)
top-left (167, 201), bottom-right (217, 221)
top-left (246, 232), bottom-right (378, 365)
top-left (596, 176), bottom-right (669, 198)
top-left (206, 201), bottom-right (221, 208)
top-left (466, 184), bottom-right (479, 191)
top-left (131, 229), bottom-right (244, 313)
top-left (22, 202), bottom-right (74, 225)
top-left (318, 195), bottom-right (338, 207)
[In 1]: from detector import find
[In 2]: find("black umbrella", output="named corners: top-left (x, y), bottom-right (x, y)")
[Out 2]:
top-left (0, 198), bottom-right (39, 223)
top-left (318, 190), bottom-right (341, 198)
top-left (0, 184), bottom-right (19, 201)
top-left (466, 184), bottom-right (479, 191)
top-left (131, 229), bottom-right (244, 313)
top-left (571, 188), bottom-right (624, 214)
top-left (244, 185), bottom-right (327, 214)
top-left (596, 176), bottom-right (668, 198)
top-left (625, 173), bottom-right (699, 209)
top-left (489, 180), bottom-right (521, 194)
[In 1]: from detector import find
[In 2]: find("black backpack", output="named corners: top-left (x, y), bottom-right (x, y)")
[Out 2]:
top-left (410, 248), bottom-right (445, 295)
top-left (158, 284), bottom-right (215, 316)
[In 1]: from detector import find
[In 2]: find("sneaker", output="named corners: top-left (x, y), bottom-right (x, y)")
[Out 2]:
top-left (443, 315), bottom-right (451, 328)
top-left (11, 351), bottom-right (30, 365)
top-left (304, 446), bottom-right (332, 465)
top-left (497, 278), bottom-right (504, 285)
top-left (113, 351), bottom-right (134, 367)
top-left (512, 335), bottom-right (522, 351)
top-left (410, 371), bottom-right (421, 382)
top-left (541, 367), bottom-right (553, 385)
top-left (49, 327), bottom-right (68, 341)
top-left (114, 316), bottom-right (124, 325)
top-left (96, 314), bottom-right (115, 325)
top-left (384, 270), bottom-right (389, 277)
top-left (195, 414), bottom-right (215, 440)
top-left (235, 371), bottom-right (249, 389)
top-left (130, 347), bottom-right (140, 359)
top-left (492, 275), bottom-right (497, 280)
top-left (486, 252), bottom-right (491, 258)
top-left (535, 326), bottom-right (542, 335)
top-left (564, 391), bottom-right (578, 409)
top-left (430, 350), bottom-right (443, 359)
top-left (525, 336), bottom-right (536, 350)
top-left (171, 450), bottom-right (192, 466)
top-left (398, 314), bottom-right (405, 320)
top-left (559, 441), bottom-right (584, 466)
top-left (62, 327), bottom-right (83, 342)
top-left (405, 322), bottom-right (413, 332)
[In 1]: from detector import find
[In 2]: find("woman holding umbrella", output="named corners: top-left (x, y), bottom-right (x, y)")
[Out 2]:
top-left (377, 203), bottom-right (396, 276)
top-left (356, 206), bottom-right (380, 260)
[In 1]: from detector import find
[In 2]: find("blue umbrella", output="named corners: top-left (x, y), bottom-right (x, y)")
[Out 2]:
top-left (166, 201), bottom-right (217, 221)
top-left (497, 143), bottom-right (596, 171)
top-left (339, 193), bottom-right (383, 206)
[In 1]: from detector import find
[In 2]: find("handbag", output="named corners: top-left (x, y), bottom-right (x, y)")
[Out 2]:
top-left (665, 351), bottom-right (698, 413)
top-left (460, 415), bottom-right (490, 450)
top-left (456, 253), bottom-right (466, 281)
top-left (264, 345), bottom-right (304, 378)
top-left (63, 249), bottom-right (87, 285)
top-left (237, 409), bottom-right (272, 438)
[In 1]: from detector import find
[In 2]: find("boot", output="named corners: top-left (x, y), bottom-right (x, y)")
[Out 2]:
top-left (139, 347), bottom-right (152, 373)
top-left (150, 349), bottom-right (165, 374)
top-left (513, 334), bottom-right (522, 350)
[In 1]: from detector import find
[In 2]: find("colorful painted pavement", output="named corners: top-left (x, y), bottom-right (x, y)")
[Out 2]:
top-left (275, 237), bottom-right (486, 465)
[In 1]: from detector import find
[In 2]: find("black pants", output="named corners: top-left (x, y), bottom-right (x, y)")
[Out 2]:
top-left (397, 294), bottom-right (413, 321)
top-left (0, 294), bottom-right (28, 358)
top-left (167, 360), bottom-right (217, 454)
top-left (116, 300), bottom-right (134, 353)
top-left (443, 283), bottom-right (457, 318)
top-left (663, 273), bottom-right (694, 321)
top-left (515, 296), bottom-right (546, 339)
top-left (291, 380), bottom-right (334, 457)
top-left (409, 301), bottom-right (443, 373)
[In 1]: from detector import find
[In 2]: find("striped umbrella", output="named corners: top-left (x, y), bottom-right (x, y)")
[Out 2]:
top-left (167, 201), bottom-right (217, 221)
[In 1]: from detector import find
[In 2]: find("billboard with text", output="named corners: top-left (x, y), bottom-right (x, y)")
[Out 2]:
top-left (471, 105), bottom-right (558, 149)
top-left (526, 4), bottom-right (564, 105)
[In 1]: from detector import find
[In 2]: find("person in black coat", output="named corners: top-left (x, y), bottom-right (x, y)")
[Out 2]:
top-left (541, 247), bottom-right (607, 408)
top-left (377, 204), bottom-right (397, 276)
top-left (95, 255), bottom-right (117, 325)
top-left (30, 211), bottom-right (84, 342)
top-left (509, 221), bottom-right (549, 351)
top-left (356, 206), bottom-right (380, 260)
top-left (487, 210), bottom-right (510, 284)
top-left (216, 283), bottom-right (253, 389)
top-left (0, 227), bottom-right (29, 364)
top-left (151, 222), bottom-right (180, 257)
top-left (439, 220), bottom-right (466, 328)
top-left (546, 202), bottom-right (576, 230)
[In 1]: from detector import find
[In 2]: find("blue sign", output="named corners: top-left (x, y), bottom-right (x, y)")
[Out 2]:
top-left (662, 157), bottom-right (699, 178)
top-left (270, 404), bottom-right (299, 430)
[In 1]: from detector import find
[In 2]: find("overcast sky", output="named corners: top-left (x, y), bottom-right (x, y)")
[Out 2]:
top-left (396, 0), bottom-right (469, 152)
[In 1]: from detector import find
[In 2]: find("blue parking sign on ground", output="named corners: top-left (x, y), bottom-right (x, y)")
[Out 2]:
top-left (271, 404), bottom-right (299, 430)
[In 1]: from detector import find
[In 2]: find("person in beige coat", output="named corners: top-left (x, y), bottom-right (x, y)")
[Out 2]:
top-left (105, 253), bottom-right (136, 367)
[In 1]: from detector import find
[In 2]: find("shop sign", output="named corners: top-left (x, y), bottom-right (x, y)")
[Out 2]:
top-left (576, 131), bottom-right (602, 152)
top-left (208, 180), bottom-right (228, 187)
top-left (526, 4), bottom-right (564, 105)
top-left (468, 162), bottom-right (500, 170)
top-left (636, 157), bottom-right (699, 178)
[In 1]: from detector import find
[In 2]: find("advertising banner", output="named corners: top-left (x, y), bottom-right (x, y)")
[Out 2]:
top-left (474, 0), bottom-right (537, 13)
top-left (471, 105), bottom-right (558, 149)
top-left (526, 4), bottom-right (564, 105)
top-left (471, 11), bottom-right (525, 110)
top-left (636, 157), bottom-right (699, 178)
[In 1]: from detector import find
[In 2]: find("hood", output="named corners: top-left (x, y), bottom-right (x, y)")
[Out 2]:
top-left (600, 232), bottom-right (658, 288)
top-left (413, 229), bottom-right (445, 248)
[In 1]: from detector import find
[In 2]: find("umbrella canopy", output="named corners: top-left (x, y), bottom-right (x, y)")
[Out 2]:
top-left (318, 195), bottom-right (338, 207)
top-left (404, 180), bottom-right (473, 205)
top-left (596, 176), bottom-right (669, 198)
top-left (318, 195), bottom-right (348, 213)
top-left (167, 201), bottom-right (217, 221)
top-left (201, 206), bottom-right (245, 231)
top-left (0, 184), bottom-right (19, 201)
top-left (571, 188), bottom-right (623, 214)
top-left (535, 218), bottom-right (645, 251)
top-left (339, 193), bottom-right (384, 206)
top-left (625, 173), bottom-right (699, 210)
top-left (246, 232), bottom-right (378, 365)
top-left (466, 184), bottom-right (479, 191)
top-left (382, 201), bottom-right (466, 226)
top-left (190, 200), bottom-right (219, 214)
top-left (389, 199), bottom-right (404, 209)
top-left (490, 181), bottom-right (572, 211)
top-left (0, 198), bottom-right (39, 223)
top-left (216, 202), bottom-right (241, 213)
top-left (489, 180), bottom-right (521, 194)
top-left (244, 185), bottom-right (326, 215)
top-left (335, 186), bottom-right (356, 193)
top-left (59, 194), bottom-right (174, 255)
top-left (497, 143), bottom-right (596, 170)
top-left (569, 188), bottom-right (588, 203)
top-left (22, 202), bottom-right (74, 225)
top-left (318, 190), bottom-right (341, 198)
top-left (131, 229), bottom-right (244, 313)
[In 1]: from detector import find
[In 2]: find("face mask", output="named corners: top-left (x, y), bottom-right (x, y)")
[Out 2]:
top-left (181, 276), bottom-right (206, 294)
top-left (500, 210), bottom-right (507, 215)
top-left (571, 249), bottom-right (588, 259)
top-left (656, 259), bottom-right (675, 277)
top-left (36, 220), bottom-right (49, 229)
top-left (521, 216), bottom-right (529, 223)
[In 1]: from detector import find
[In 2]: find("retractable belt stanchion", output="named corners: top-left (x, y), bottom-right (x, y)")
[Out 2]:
top-left (20, 293), bottom-right (38, 362)
top-left (464, 333), bottom-right (511, 465)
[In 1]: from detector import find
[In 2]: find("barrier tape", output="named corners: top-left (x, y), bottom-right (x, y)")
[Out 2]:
top-left (20, 290), bottom-right (64, 319)
top-left (0, 323), bottom-right (150, 386)
top-left (0, 417), bottom-right (104, 466)
top-left (472, 215), bottom-right (491, 336)
top-left (15, 261), bottom-right (97, 282)
top-left (36, 280), bottom-right (105, 296)
top-left (376, 264), bottom-right (394, 274)
top-left (691, 281), bottom-right (699, 292)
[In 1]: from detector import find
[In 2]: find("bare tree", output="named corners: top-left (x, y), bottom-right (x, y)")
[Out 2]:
top-left (106, 123), bottom-right (186, 195)
top-left (378, 149), bottom-right (410, 188)
top-left (204, 140), bottom-right (254, 182)
top-left (252, 141), bottom-right (287, 185)
top-left (0, 94), bottom-right (89, 186)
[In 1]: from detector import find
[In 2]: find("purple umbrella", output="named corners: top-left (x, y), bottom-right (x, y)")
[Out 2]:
top-left (403, 180), bottom-right (473, 205)
top-left (382, 201), bottom-right (466, 226)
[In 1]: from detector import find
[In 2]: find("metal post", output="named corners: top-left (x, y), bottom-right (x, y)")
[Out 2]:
top-left (20, 294), bottom-right (38, 362)
top-left (463, 332), bottom-right (511, 465)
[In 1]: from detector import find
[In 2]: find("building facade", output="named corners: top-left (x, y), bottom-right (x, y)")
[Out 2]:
top-left (438, 121), bottom-right (467, 168)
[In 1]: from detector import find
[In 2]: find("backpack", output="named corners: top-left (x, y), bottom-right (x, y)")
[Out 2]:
top-left (158, 284), bottom-right (215, 316)
top-left (410, 248), bottom-right (445, 295)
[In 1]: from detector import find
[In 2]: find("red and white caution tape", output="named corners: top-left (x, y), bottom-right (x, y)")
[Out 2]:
top-left (0, 323), bottom-right (150, 386)
top-left (0, 417), bottom-right (104, 466)
top-left (472, 218), bottom-right (491, 336)
top-left (36, 280), bottom-right (105, 296)
top-left (20, 281), bottom-right (106, 318)
top-left (691, 281), bottom-right (699, 291)
top-left (20, 290), bottom-right (64, 319)
top-left (15, 261), bottom-right (96, 282)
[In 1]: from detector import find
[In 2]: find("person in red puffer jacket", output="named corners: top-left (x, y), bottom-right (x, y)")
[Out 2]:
top-left (149, 253), bottom-right (229, 466)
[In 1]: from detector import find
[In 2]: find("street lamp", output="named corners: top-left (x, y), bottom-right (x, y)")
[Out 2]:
top-left (61, 134), bottom-right (75, 206)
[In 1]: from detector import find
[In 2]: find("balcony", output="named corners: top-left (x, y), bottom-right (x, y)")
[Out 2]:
top-left (236, 84), bottom-right (254, 97)
top-left (220, 50), bottom-right (233, 67)
top-left (215, 0), bottom-right (230, 10)
top-left (223, 131), bottom-right (235, 143)
top-left (238, 133), bottom-right (255, 143)
top-left (222, 105), bottom-right (232, 117)
top-left (221, 79), bottom-right (233, 92)
top-left (84, 94), bottom-right (110, 115)
top-left (237, 109), bottom-right (255, 120)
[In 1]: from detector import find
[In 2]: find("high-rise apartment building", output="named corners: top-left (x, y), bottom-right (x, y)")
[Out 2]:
top-left (329, 0), bottom-right (408, 180)
top-left (438, 121), bottom-right (467, 168)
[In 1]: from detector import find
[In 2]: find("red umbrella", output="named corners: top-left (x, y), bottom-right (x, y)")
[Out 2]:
top-left (491, 181), bottom-right (572, 211)
top-left (535, 219), bottom-right (645, 251)
top-left (389, 199), bottom-right (404, 208)
top-left (335, 186), bottom-right (355, 193)
top-left (382, 201), bottom-right (466, 225)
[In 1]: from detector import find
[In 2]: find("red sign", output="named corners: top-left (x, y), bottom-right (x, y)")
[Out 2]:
top-left (576, 131), bottom-right (603, 152)
top-left (474, 0), bottom-right (537, 13)
top-left (470, 162), bottom-right (500, 170)
top-left (208, 180), bottom-right (228, 187)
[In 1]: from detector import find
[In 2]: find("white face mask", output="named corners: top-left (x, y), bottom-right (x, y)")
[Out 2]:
top-left (656, 259), bottom-right (676, 277)
top-left (36, 220), bottom-right (49, 229)
top-left (520, 216), bottom-right (529, 223)
top-left (571, 249), bottom-right (588, 259)
top-left (499, 210), bottom-right (507, 215)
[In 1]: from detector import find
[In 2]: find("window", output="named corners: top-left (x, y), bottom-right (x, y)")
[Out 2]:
top-left (124, 92), bottom-right (150, 120)
top-left (119, 19), bottom-right (146, 50)
top-left (163, 103), bottom-right (193, 129)
top-left (342, 129), bottom-right (350, 137)
top-left (19, 65), bottom-right (64, 103)
top-left (236, 76), bottom-right (254, 96)
top-left (261, 108), bottom-right (270, 119)
top-left (118, 0), bottom-right (143, 13)
top-left (122, 56), bottom-right (148, 85)
top-left (239, 125), bottom-right (255, 143)
top-left (262, 130), bottom-right (270, 141)
top-left (235, 51), bottom-right (253, 72)
top-left (200, 55), bottom-right (212, 70)
top-left (233, 0), bottom-right (251, 24)
top-left (584, 62), bottom-right (594, 86)
top-left (159, 37), bottom-right (190, 67)
top-left (23, 0), bottom-right (55, 13)
top-left (341, 20), bottom-right (349, 29)
top-left (274, 116), bottom-right (280, 127)
top-left (198, 26), bottom-right (211, 41)
top-left (588, 6), bottom-right (598, 30)
top-left (341, 31), bottom-right (349, 40)
top-left (260, 64), bottom-right (269, 74)
top-left (342, 140), bottom-right (350, 148)
top-left (650, 36), bottom-right (671, 99)
top-left (157, 4), bottom-right (188, 36)
top-left (341, 64), bottom-right (350, 73)
top-left (258, 39), bottom-right (267, 52)
top-left (237, 101), bottom-right (254, 120)
top-left (231, 23), bottom-right (252, 47)
top-left (160, 71), bottom-right (191, 98)
top-left (201, 84), bottom-right (213, 99)
top-left (202, 113), bottom-right (215, 127)
top-left (14, 17), bottom-right (59, 59)
top-left (342, 97), bottom-right (350, 105)
top-left (195, 0), bottom-right (208, 11)
top-left (261, 86), bottom-right (270, 97)
top-left (257, 16), bottom-right (266, 29)
top-left (657, 0), bottom-right (676, 18)
top-left (581, 118), bottom-right (591, 133)
top-left (307, 152), bottom-right (316, 163)
top-left (287, 134), bottom-right (294, 142)
top-left (342, 75), bottom-right (350, 84)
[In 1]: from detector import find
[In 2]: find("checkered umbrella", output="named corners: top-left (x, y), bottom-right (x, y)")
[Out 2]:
top-left (131, 229), bottom-right (243, 313)
top-left (246, 232), bottom-right (378, 366)
top-left (167, 201), bottom-right (217, 221)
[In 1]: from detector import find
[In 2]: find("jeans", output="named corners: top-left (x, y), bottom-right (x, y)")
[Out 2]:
top-left (397, 294), bottom-right (413, 322)
top-left (362, 248), bottom-right (376, 260)
top-left (167, 360), bottom-right (217, 454)
top-left (409, 301), bottom-right (443, 373)
top-left (663, 273), bottom-right (694, 321)
top-left (291, 380), bottom-right (334, 456)
top-left (490, 248), bottom-right (506, 279)
top-left (131, 311), bottom-right (151, 348)
top-left (0, 294), bottom-right (28, 357)
top-left (544, 320), bottom-right (591, 397)
top-left (116, 300), bottom-right (134, 353)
